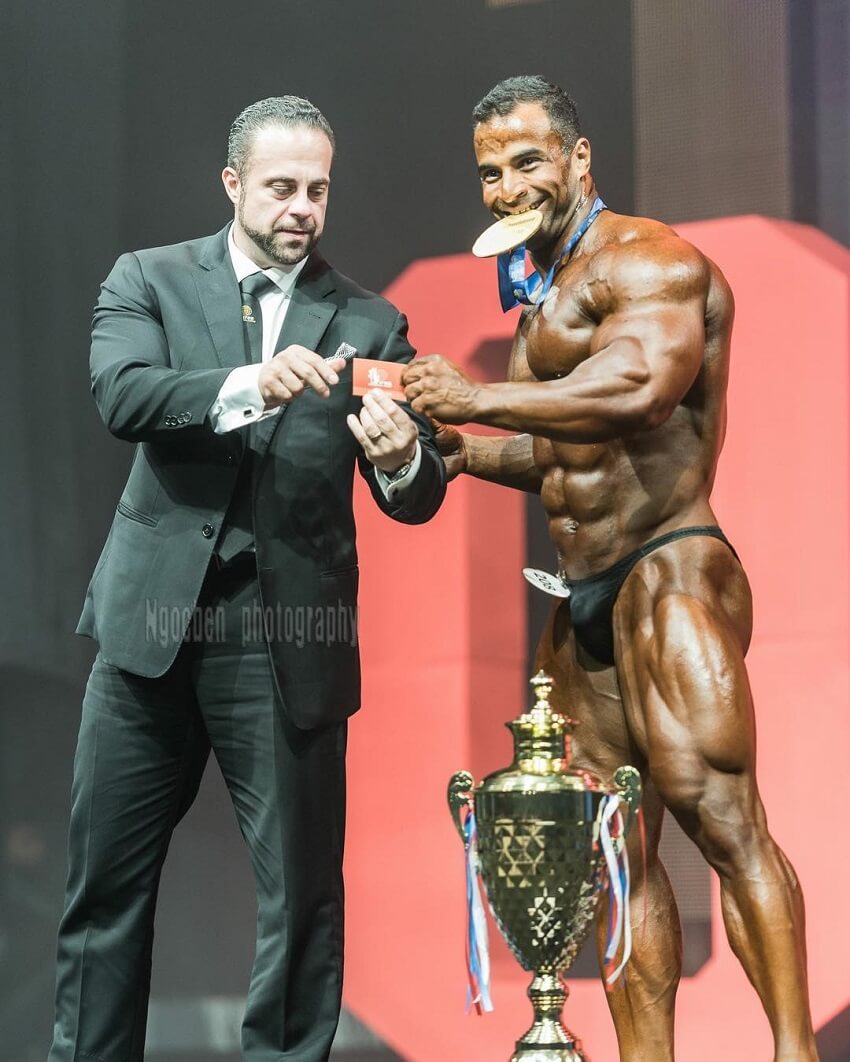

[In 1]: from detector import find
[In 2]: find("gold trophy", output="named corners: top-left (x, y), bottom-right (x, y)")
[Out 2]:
top-left (448, 672), bottom-right (642, 1062)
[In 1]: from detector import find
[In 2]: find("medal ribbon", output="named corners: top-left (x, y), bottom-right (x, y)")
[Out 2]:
top-left (497, 196), bottom-right (607, 312)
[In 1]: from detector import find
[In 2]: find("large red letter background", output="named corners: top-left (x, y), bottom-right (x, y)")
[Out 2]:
top-left (343, 217), bottom-right (850, 1060)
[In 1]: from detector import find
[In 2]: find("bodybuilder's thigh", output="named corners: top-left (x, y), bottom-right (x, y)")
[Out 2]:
top-left (613, 535), bottom-right (756, 794)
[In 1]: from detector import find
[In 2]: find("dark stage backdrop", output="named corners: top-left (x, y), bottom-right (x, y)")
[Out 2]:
top-left (0, 1), bottom-right (634, 1057)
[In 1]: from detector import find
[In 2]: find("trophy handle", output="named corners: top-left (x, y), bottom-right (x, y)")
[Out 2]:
top-left (447, 770), bottom-right (475, 845)
top-left (613, 765), bottom-right (642, 836)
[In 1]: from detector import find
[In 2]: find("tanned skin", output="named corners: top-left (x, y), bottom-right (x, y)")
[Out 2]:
top-left (403, 101), bottom-right (818, 1062)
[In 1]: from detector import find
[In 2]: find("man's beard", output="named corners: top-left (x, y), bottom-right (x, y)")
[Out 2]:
top-left (239, 205), bottom-right (320, 266)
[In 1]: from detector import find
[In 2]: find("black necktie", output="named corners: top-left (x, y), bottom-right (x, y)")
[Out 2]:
top-left (214, 271), bottom-right (279, 564)
top-left (240, 270), bottom-right (278, 363)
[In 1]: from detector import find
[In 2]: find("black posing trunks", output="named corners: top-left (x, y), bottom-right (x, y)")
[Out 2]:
top-left (563, 525), bottom-right (739, 666)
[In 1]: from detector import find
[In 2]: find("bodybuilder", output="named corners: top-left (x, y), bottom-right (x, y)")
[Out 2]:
top-left (403, 76), bottom-right (818, 1062)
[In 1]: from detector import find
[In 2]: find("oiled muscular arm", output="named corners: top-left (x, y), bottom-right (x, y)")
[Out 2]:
top-left (418, 313), bottom-right (541, 492)
top-left (441, 427), bottom-right (541, 492)
top-left (405, 239), bottom-right (710, 443)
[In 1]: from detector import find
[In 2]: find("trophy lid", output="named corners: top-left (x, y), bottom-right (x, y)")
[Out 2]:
top-left (507, 670), bottom-right (575, 739)
top-left (479, 671), bottom-right (607, 790)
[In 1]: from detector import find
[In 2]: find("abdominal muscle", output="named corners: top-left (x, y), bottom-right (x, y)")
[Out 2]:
top-left (535, 415), bottom-right (718, 579)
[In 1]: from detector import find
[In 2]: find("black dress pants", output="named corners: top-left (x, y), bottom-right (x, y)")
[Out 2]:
top-left (49, 560), bottom-right (347, 1062)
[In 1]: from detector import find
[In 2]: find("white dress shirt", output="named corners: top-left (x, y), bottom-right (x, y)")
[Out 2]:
top-left (209, 228), bottom-right (308, 434)
top-left (208, 226), bottom-right (420, 497)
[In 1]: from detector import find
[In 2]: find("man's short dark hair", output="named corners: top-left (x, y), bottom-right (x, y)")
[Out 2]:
top-left (227, 95), bottom-right (335, 177)
top-left (472, 76), bottom-right (582, 154)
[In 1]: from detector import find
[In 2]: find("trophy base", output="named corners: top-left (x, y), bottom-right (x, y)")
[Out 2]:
top-left (510, 974), bottom-right (589, 1062)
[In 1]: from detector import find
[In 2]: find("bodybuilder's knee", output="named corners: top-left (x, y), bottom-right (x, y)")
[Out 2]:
top-left (685, 786), bottom-right (770, 877)
top-left (651, 761), bottom-right (762, 865)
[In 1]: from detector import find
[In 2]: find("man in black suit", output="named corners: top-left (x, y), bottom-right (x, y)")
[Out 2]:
top-left (49, 95), bottom-right (445, 1062)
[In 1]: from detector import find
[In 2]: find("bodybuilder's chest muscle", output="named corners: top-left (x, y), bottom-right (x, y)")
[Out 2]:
top-left (522, 284), bottom-right (596, 380)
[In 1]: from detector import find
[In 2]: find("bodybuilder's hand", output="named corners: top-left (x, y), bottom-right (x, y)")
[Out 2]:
top-left (402, 355), bottom-right (481, 425)
top-left (259, 346), bottom-right (345, 407)
top-left (430, 418), bottom-right (467, 481)
top-left (347, 389), bottom-right (418, 474)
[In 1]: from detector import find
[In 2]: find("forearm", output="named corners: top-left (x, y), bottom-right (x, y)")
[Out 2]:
top-left (469, 325), bottom-right (705, 443)
top-left (463, 433), bottom-right (542, 493)
top-left (92, 360), bottom-right (231, 442)
top-left (469, 348), bottom-right (660, 443)
top-left (90, 253), bottom-right (233, 443)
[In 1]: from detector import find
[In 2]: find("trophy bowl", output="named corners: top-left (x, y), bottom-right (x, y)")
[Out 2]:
top-left (448, 672), bottom-right (642, 1062)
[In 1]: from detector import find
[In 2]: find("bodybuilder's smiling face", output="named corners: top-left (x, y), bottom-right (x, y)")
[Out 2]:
top-left (474, 101), bottom-right (589, 257)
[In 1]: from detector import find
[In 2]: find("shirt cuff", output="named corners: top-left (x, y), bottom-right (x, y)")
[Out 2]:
top-left (374, 441), bottom-right (422, 502)
top-left (210, 364), bottom-right (281, 434)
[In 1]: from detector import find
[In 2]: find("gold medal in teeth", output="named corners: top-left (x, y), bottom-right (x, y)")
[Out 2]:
top-left (472, 208), bottom-right (543, 258)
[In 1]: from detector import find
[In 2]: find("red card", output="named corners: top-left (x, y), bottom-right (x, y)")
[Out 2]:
top-left (352, 358), bottom-right (406, 400)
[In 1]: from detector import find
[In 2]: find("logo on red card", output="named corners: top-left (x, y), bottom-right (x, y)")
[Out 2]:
top-left (352, 359), bottom-right (405, 400)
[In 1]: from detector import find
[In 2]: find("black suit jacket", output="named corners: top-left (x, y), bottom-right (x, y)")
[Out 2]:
top-left (77, 225), bottom-right (445, 727)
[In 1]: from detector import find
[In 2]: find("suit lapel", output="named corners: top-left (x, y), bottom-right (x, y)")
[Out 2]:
top-left (277, 252), bottom-right (337, 351)
top-left (254, 253), bottom-right (338, 455)
top-left (194, 225), bottom-right (247, 371)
